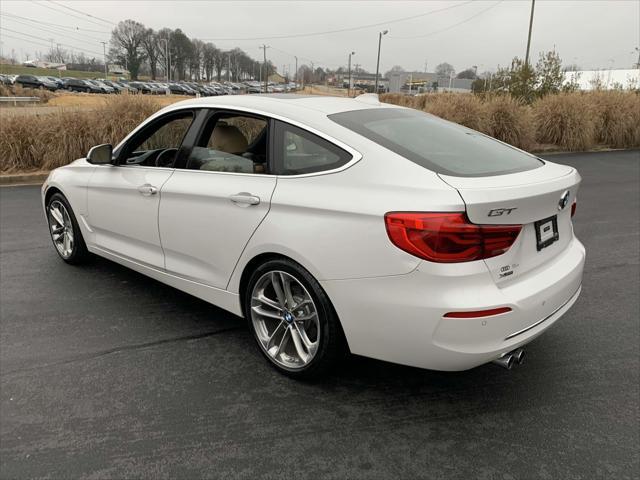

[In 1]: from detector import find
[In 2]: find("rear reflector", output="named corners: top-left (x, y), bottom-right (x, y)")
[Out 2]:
top-left (571, 199), bottom-right (577, 217)
top-left (384, 212), bottom-right (522, 263)
top-left (444, 307), bottom-right (512, 318)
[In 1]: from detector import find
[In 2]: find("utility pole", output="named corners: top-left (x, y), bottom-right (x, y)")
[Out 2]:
top-left (424, 60), bottom-right (428, 73)
top-left (375, 30), bottom-right (388, 94)
top-left (294, 56), bottom-right (298, 89)
top-left (524, 0), bottom-right (536, 67)
top-left (228, 53), bottom-right (231, 82)
top-left (348, 51), bottom-right (355, 97)
top-left (260, 44), bottom-right (269, 92)
top-left (101, 41), bottom-right (107, 78)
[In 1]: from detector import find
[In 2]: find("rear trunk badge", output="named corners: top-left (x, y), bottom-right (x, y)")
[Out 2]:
top-left (558, 190), bottom-right (570, 210)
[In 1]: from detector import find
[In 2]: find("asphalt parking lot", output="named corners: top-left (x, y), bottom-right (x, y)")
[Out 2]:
top-left (1, 150), bottom-right (638, 479)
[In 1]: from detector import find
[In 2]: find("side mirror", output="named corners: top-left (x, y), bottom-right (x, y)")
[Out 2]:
top-left (86, 144), bottom-right (113, 165)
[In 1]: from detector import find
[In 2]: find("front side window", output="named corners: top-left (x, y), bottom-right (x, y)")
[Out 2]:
top-left (186, 113), bottom-right (268, 174)
top-left (273, 121), bottom-right (351, 175)
top-left (119, 111), bottom-right (194, 168)
top-left (329, 108), bottom-right (543, 177)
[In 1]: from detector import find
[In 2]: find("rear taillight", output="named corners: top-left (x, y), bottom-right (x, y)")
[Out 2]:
top-left (571, 199), bottom-right (577, 217)
top-left (384, 212), bottom-right (522, 263)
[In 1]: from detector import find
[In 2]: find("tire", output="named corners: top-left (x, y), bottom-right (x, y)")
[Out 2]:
top-left (46, 193), bottom-right (90, 264)
top-left (244, 258), bottom-right (347, 379)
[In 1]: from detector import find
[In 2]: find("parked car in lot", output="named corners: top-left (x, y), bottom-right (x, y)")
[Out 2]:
top-left (62, 78), bottom-right (99, 93)
top-left (167, 83), bottom-right (189, 95)
top-left (41, 94), bottom-right (585, 378)
top-left (14, 74), bottom-right (47, 89)
top-left (86, 79), bottom-right (115, 94)
top-left (44, 76), bottom-right (65, 89)
top-left (128, 81), bottom-right (153, 94)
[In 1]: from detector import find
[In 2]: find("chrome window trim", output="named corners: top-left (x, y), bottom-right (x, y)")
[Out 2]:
top-left (115, 105), bottom-right (363, 179)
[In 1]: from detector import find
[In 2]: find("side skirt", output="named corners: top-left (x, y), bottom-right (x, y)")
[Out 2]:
top-left (88, 245), bottom-right (244, 317)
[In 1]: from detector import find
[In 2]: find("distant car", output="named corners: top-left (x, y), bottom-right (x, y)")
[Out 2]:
top-left (128, 81), bottom-right (152, 94)
top-left (41, 94), bottom-right (585, 378)
top-left (168, 83), bottom-right (189, 95)
top-left (37, 76), bottom-right (59, 91)
top-left (177, 83), bottom-right (198, 96)
top-left (14, 74), bottom-right (46, 89)
top-left (116, 81), bottom-right (139, 93)
top-left (45, 76), bottom-right (65, 89)
top-left (86, 80), bottom-right (114, 94)
top-left (62, 78), bottom-right (101, 93)
top-left (102, 80), bottom-right (125, 93)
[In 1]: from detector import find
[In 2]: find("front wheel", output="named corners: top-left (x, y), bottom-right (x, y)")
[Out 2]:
top-left (245, 259), bottom-right (347, 378)
top-left (46, 193), bottom-right (90, 264)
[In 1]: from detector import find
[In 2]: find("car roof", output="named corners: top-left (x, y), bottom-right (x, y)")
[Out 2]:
top-left (160, 94), bottom-right (401, 127)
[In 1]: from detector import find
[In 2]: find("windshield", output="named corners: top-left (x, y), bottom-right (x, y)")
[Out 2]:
top-left (329, 108), bottom-right (543, 177)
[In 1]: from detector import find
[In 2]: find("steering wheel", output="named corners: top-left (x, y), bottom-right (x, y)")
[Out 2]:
top-left (155, 148), bottom-right (178, 168)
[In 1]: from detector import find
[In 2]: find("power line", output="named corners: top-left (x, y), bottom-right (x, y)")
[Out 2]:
top-left (1, 27), bottom-right (105, 57)
top-left (1, 13), bottom-right (107, 44)
top-left (0, 33), bottom-right (53, 51)
top-left (389, 0), bottom-right (504, 39)
top-left (0, 11), bottom-right (110, 34)
top-left (199, 0), bottom-right (475, 41)
top-left (47, 0), bottom-right (116, 25)
top-left (29, 0), bottom-right (113, 29)
top-left (269, 46), bottom-right (338, 69)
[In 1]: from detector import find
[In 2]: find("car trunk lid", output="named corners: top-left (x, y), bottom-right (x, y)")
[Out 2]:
top-left (439, 161), bottom-right (581, 285)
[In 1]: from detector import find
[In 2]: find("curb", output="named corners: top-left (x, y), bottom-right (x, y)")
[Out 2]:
top-left (0, 173), bottom-right (48, 186)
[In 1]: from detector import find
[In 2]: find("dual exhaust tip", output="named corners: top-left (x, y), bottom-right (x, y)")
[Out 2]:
top-left (492, 348), bottom-right (525, 370)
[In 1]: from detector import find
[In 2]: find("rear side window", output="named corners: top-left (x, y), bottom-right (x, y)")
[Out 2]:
top-left (273, 121), bottom-right (351, 175)
top-left (329, 108), bottom-right (542, 177)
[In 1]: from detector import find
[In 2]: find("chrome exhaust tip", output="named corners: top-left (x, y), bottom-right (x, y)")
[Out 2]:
top-left (492, 354), bottom-right (515, 370)
top-left (511, 348), bottom-right (525, 365)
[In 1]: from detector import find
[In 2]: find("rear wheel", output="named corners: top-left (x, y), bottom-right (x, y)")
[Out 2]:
top-left (245, 259), bottom-right (346, 378)
top-left (46, 193), bottom-right (89, 264)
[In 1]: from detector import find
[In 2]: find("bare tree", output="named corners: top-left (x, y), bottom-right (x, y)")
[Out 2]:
top-left (109, 19), bottom-right (147, 80)
top-left (435, 62), bottom-right (455, 81)
top-left (141, 28), bottom-right (160, 80)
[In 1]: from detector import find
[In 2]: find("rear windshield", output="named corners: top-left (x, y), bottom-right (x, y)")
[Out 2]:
top-left (329, 108), bottom-right (543, 177)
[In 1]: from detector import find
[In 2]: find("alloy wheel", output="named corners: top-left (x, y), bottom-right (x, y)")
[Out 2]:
top-left (48, 200), bottom-right (74, 259)
top-left (250, 270), bottom-right (320, 369)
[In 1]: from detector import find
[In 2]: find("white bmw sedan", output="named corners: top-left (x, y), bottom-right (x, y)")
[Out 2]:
top-left (42, 94), bottom-right (585, 377)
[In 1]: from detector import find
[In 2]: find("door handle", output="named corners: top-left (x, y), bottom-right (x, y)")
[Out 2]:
top-left (138, 184), bottom-right (158, 196)
top-left (229, 193), bottom-right (260, 206)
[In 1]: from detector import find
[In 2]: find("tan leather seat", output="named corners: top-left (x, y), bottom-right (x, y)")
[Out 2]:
top-left (209, 124), bottom-right (248, 155)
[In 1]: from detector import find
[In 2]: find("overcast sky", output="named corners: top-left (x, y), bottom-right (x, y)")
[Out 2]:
top-left (1, 0), bottom-right (638, 75)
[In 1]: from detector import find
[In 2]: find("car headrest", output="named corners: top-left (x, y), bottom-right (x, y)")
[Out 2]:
top-left (210, 124), bottom-right (248, 155)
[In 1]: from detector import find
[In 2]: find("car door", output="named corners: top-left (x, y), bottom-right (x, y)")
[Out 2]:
top-left (159, 109), bottom-right (277, 289)
top-left (87, 109), bottom-right (197, 269)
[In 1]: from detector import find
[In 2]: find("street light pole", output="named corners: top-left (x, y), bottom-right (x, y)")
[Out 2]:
top-left (375, 30), bottom-right (388, 94)
top-left (294, 56), bottom-right (298, 89)
top-left (348, 51), bottom-right (355, 97)
top-left (524, 0), bottom-right (536, 67)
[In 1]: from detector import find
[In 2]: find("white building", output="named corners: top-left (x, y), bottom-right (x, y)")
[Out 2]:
top-left (563, 69), bottom-right (639, 90)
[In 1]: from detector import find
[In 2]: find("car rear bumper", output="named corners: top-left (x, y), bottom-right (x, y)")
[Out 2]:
top-left (320, 236), bottom-right (585, 371)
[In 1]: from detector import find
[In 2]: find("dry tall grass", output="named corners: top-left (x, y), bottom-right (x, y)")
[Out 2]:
top-left (380, 91), bottom-right (640, 152)
top-left (589, 91), bottom-right (640, 148)
top-left (423, 93), bottom-right (487, 132)
top-left (0, 95), bottom-right (162, 172)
